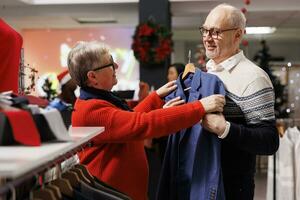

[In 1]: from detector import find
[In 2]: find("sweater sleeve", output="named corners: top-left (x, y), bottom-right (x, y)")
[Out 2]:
top-left (224, 120), bottom-right (279, 155)
top-left (133, 92), bottom-right (164, 113)
top-left (73, 99), bottom-right (205, 143)
top-left (224, 76), bottom-right (279, 155)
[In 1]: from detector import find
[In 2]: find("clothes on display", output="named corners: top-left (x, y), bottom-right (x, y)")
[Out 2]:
top-left (4, 110), bottom-right (41, 146)
top-left (157, 68), bottom-right (226, 200)
top-left (267, 125), bottom-right (300, 200)
top-left (40, 109), bottom-right (71, 141)
top-left (0, 91), bottom-right (71, 145)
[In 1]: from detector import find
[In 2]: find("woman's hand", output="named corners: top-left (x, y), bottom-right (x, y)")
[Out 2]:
top-left (199, 94), bottom-right (225, 113)
top-left (163, 96), bottom-right (185, 108)
top-left (156, 80), bottom-right (177, 98)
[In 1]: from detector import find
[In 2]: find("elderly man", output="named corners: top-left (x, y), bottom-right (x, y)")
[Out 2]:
top-left (201, 4), bottom-right (279, 200)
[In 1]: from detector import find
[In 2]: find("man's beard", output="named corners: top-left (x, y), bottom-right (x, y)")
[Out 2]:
top-left (206, 49), bottom-right (219, 59)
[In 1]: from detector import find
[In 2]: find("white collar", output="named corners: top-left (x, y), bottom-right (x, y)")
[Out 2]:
top-left (207, 50), bottom-right (245, 72)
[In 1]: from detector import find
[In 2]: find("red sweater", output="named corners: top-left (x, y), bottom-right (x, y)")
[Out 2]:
top-left (72, 92), bottom-right (205, 200)
top-left (0, 19), bottom-right (23, 93)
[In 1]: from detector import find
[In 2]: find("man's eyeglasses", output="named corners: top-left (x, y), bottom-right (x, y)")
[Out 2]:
top-left (199, 27), bottom-right (238, 39)
top-left (92, 56), bottom-right (115, 71)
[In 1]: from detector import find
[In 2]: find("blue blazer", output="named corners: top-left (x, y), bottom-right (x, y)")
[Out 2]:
top-left (157, 69), bottom-right (226, 200)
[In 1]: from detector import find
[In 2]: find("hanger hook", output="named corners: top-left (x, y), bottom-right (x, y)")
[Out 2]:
top-left (8, 183), bottom-right (16, 200)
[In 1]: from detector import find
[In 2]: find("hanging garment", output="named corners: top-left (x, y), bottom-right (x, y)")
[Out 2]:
top-left (266, 127), bottom-right (300, 200)
top-left (93, 177), bottom-right (132, 200)
top-left (0, 19), bottom-right (23, 93)
top-left (296, 130), bottom-right (300, 200)
top-left (157, 69), bottom-right (226, 200)
top-left (80, 181), bottom-right (124, 200)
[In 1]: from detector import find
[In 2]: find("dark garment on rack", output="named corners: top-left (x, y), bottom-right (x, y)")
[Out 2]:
top-left (145, 147), bottom-right (162, 200)
top-left (93, 176), bottom-right (131, 200)
top-left (93, 176), bottom-right (122, 192)
top-left (94, 181), bottom-right (131, 200)
top-left (73, 188), bottom-right (89, 200)
top-left (80, 181), bottom-right (123, 200)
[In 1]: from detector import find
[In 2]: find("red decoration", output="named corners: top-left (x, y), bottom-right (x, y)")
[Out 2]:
top-left (242, 40), bottom-right (249, 46)
top-left (244, 0), bottom-right (251, 5)
top-left (241, 7), bottom-right (247, 14)
top-left (132, 20), bottom-right (173, 64)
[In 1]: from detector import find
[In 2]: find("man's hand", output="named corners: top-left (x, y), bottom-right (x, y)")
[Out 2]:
top-left (163, 96), bottom-right (185, 108)
top-left (201, 113), bottom-right (227, 136)
top-left (199, 94), bottom-right (225, 113)
top-left (156, 81), bottom-right (177, 98)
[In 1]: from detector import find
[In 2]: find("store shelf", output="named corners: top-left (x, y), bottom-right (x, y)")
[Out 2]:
top-left (0, 126), bottom-right (104, 179)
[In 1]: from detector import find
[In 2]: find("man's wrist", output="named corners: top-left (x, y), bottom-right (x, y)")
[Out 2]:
top-left (218, 121), bottom-right (230, 139)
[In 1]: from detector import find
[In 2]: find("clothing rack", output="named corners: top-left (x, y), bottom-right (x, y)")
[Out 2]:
top-left (0, 126), bottom-right (104, 198)
top-left (273, 118), bottom-right (300, 200)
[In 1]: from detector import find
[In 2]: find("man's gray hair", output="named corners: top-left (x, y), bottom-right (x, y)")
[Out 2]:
top-left (214, 3), bottom-right (246, 30)
top-left (67, 41), bottom-right (110, 87)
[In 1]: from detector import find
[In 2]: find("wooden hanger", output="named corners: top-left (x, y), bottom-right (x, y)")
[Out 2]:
top-left (182, 63), bottom-right (196, 79)
top-left (50, 165), bottom-right (73, 198)
top-left (30, 173), bottom-right (57, 200)
top-left (62, 171), bottom-right (80, 188)
top-left (182, 50), bottom-right (196, 79)
top-left (32, 188), bottom-right (57, 200)
top-left (74, 164), bottom-right (95, 183)
top-left (50, 178), bottom-right (73, 198)
top-left (45, 184), bottom-right (62, 200)
top-left (70, 167), bottom-right (92, 185)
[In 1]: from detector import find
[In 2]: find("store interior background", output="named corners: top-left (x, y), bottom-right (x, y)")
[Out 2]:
top-left (1, 0), bottom-right (300, 199)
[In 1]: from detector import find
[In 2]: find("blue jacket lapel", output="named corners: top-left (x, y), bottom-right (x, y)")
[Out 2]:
top-left (179, 69), bottom-right (203, 142)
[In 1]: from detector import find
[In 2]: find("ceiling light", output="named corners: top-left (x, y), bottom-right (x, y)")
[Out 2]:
top-left (75, 17), bottom-right (117, 24)
top-left (245, 27), bottom-right (276, 35)
top-left (20, 0), bottom-right (211, 4)
top-left (19, 0), bottom-right (138, 5)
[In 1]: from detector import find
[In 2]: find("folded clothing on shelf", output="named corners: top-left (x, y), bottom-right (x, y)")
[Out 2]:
top-left (0, 110), bottom-right (41, 146)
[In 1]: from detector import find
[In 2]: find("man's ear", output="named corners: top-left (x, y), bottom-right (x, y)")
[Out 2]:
top-left (235, 29), bottom-right (243, 42)
top-left (86, 71), bottom-right (97, 86)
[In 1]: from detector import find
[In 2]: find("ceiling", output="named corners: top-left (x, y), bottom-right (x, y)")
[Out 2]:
top-left (1, 0), bottom-right (300, 40)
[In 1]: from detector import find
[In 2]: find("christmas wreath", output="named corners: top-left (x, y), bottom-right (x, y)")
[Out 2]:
top-left (132, 20), bottom-right (173, 64)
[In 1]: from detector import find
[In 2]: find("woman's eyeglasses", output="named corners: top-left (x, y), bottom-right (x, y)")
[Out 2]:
top-left (92, 56), bottom-right (115, 71)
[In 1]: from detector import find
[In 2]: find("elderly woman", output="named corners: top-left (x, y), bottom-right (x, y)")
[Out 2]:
top-left (68, 41), bottom-right (225, 200)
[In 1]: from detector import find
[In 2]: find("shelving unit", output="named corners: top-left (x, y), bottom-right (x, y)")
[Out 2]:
top-left (0, 126), bottom-right (104, 196)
